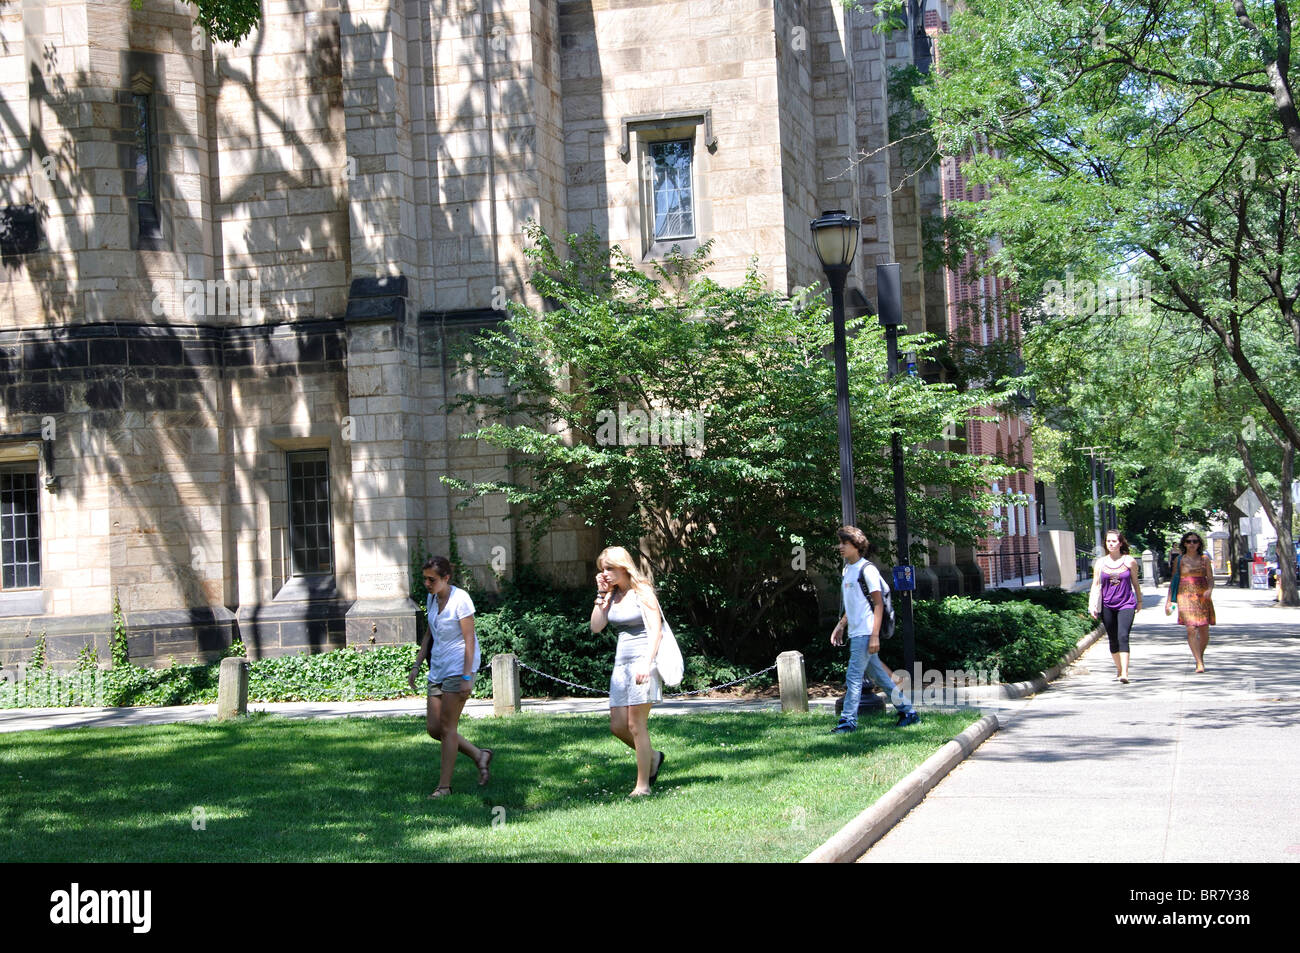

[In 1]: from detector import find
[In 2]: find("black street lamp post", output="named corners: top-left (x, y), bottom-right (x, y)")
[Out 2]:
top-left (812, 210), bottom-right (884, 714)
top-left (810, 210), bottom-right (861, 527)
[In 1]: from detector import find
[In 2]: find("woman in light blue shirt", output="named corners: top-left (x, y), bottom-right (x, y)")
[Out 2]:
top-left (408, 556), bottom-right (491, 798)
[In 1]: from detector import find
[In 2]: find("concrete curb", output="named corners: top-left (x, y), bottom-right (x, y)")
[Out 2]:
top-left (801, 712), bottom-right (1000, 863)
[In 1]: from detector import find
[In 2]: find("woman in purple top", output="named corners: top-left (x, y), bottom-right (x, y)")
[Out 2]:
top-left (1089, 530), bottom-right (1141, 683)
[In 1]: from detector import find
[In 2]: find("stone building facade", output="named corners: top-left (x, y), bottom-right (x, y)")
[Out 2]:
top-left (0, 0), bottom-right (989, 670)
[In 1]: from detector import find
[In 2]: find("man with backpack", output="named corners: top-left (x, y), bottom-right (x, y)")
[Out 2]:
top-left (829, 526), bottom-right (920, 733)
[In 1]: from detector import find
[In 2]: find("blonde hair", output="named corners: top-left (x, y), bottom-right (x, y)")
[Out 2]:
top-left (597, 546), bottom-right (658, 604)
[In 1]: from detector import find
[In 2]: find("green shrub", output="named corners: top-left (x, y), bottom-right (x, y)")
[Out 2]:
top-left (878, 595), bottom-right (1091, 683)
top-left (1, 668), bottom-right (106, 708)
top-left (475, 599), bottom-right (608, 696)
top-left (981, 586), bottom-right (1089, 615)
top-left (76, 643), bottom-right (99, 672)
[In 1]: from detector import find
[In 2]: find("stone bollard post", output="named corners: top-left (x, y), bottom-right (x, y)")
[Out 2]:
top-left (777, 650), bottom-right (808, 713)
top-left (217, 657), bottom-right (248, 720)
top-left (1142, 549), bottom-right (1156, 585)
top-left (492, 653), bottom-right (521, 716)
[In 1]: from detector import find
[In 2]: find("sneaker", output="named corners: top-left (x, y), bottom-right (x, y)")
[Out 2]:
top-left (830, 720), bottom-right (856, 734)
top-left (895, 710), bottom-right (920, 727)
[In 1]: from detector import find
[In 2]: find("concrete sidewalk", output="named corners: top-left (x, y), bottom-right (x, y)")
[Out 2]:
top-left (860, 584), bottom-right (1300, 863)
top-left (0, 688), bottom-right (838, 733)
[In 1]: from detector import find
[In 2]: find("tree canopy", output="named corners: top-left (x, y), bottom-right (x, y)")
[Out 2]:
top-left (445, 225), bottom-right (1016, 659)
top-left (874, 0), bottom-right (1300, 600)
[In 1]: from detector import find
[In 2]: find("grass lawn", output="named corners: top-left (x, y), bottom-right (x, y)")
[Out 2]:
top-left (0, 708), bottom-right (981, 862)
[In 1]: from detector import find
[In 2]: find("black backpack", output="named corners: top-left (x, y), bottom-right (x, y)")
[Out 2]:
top-left (844, 564), bottom-right (896, 639)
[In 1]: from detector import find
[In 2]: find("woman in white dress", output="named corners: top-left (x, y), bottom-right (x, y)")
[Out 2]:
top-left (408, 556), bottom-right (492, 798)
top-left (590, 546), bottom-right (666, 797)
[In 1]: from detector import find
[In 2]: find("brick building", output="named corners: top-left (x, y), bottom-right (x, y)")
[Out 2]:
top-left (927, 0), bottom-right (1039, 588)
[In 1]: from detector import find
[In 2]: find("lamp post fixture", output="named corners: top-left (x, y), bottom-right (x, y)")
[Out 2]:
top-left (810, 210), bottom-right (861, 527)
top-left (876, 262), bottom-right (917, 695)
top-left (812, 211), bottom-right (885, 715)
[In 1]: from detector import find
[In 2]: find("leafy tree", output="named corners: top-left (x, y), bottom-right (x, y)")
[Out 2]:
top-left (1020, 293), bottom-right (1298, 598)
top-left (866, 0), bottom-right (1300, 159)
top-left (444, 224), bottom-right (1016, 660)
top-left (868, 0), bottom-right (1300, 602)
top-left (909, 0), bottom-right (1300, 441)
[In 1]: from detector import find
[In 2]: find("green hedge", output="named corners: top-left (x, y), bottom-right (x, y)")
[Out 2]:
top-left (877, 587), bottom-right (1093, 683)
top-left (979, 586), bottom-right (1090, 615)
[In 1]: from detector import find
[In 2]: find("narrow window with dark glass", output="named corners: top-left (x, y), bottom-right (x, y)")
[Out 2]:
top-left (288, 452), bottom-right (333, 576)
top-left (1, 470), bottom-right (40, 589)
top-left (650, 140), bottom-right (694, 241)
top-left (133, 93), bottom-right (162, 242)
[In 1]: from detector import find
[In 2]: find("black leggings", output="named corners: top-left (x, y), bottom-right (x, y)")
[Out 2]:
top-left (1101, 606), bottom-right (1135, 654)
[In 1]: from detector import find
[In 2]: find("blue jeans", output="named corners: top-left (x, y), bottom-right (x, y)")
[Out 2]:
top-left (841, 635), bottom-right (914, 726)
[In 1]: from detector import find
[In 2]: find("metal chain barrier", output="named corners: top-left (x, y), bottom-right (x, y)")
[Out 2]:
top-left (514, 660), bottom-right (606, 696)
top-left (513, 659), bottom-right (776, 700)
top-left (665, 665), bottom-right (776, 698)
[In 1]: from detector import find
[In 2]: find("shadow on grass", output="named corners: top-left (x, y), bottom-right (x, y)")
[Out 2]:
top-left (0, 710), bottom-right (978, 862)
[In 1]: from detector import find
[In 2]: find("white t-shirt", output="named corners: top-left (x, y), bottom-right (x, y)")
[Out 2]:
top-left (842, 558), bottom-right (888, 638)
top-left (427, 586), bottom-right (480, 681)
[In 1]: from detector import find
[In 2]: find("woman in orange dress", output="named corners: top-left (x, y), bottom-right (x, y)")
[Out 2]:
top-left (1163, 531), bottom-right (1215, 672)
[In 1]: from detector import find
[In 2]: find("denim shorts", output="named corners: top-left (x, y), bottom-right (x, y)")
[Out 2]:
top-left (427, 675), bottom-right (471, 696)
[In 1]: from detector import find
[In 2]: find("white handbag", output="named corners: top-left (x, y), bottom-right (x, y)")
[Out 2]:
top-left (646, 608), bottom-right (684, 688)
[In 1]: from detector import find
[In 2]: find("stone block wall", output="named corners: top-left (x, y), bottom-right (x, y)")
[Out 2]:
top-left (558, 0), bottom-right (787, 289)
top-left (773, 0), bottom-right (819, 293)
top-left (0, 319), bottom-right (355, 667)
top-left (413, 0), bottom-right (568, 314)
top-left (1, 1), bottom-right (211, 327)
top-left (212, 0), bottom-right (351, 322)
top-left (0, 1), bottom-right (351, 327)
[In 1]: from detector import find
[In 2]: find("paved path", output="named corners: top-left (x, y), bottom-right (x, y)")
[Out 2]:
top-left (861, 583), bottom-right (1300, 863)
top-left (0, 689), bottom-right (837, 733)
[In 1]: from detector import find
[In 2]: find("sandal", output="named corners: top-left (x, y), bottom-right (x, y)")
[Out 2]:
top-left (649, 750), bottom-right (665, 787)
top-left (428, 786), bottom-right (453, 799)
top-left (477, 748), bottom-right (493, 787)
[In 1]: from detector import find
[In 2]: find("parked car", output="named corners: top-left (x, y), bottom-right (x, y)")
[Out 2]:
top-left (1266, 542), bottom-right (1300, 588)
